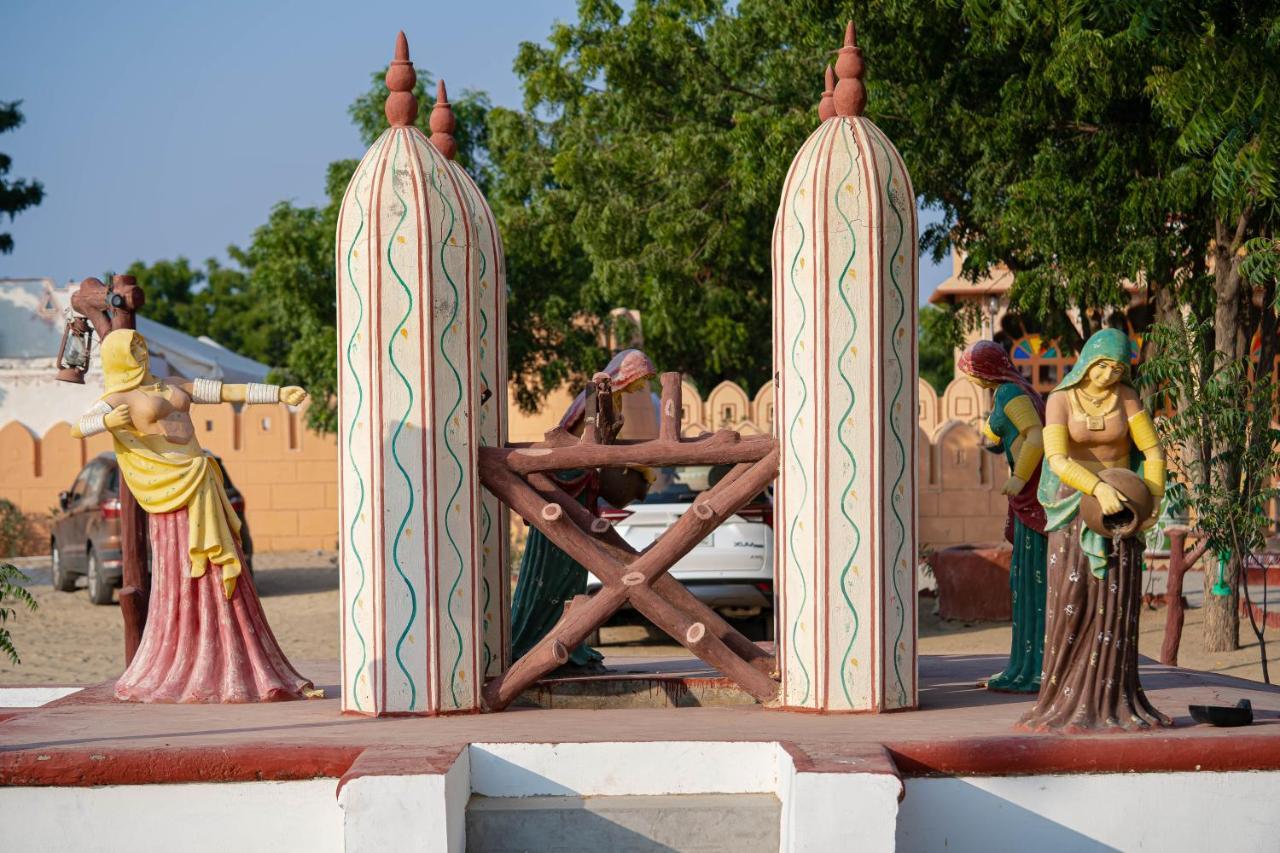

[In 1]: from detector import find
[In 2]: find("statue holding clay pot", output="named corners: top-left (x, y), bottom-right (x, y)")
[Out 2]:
top-left (1019, 328), bottom-right (1171, 732)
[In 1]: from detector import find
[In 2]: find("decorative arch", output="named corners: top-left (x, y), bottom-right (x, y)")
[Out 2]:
top-left (705, 380), bottom-right (752, 431)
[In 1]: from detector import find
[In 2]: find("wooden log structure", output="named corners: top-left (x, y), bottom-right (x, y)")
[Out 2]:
top-left (478, 371), bottom-right (782, 711)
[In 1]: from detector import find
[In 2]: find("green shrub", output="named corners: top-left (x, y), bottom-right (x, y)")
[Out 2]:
top-left (0, 499), bottom-right (36, 559)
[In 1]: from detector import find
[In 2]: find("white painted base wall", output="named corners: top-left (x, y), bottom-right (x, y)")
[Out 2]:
top-left (897, 772), bottom-right (1280, 852)
top-left (0, 686), bottom-right (81, 707)
top-left (1, 779), bottom-right (343, 853)
top-left (6, 740), bottom-right (1279, 853)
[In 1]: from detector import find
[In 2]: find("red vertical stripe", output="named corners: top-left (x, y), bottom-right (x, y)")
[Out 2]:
top-left (371, 134), bottom-right (392, 713)
top-left (405, 133), bottom-right (431, 712)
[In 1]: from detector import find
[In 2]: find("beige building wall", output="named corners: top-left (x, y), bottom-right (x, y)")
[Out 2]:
top-left (1, 378), bottom-right (1009, 555)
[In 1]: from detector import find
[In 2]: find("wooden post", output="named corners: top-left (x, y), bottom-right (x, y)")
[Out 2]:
top-left (659, 372), bottom-right (682, 441)
top-left (70, 275), bottom-right (149, 665)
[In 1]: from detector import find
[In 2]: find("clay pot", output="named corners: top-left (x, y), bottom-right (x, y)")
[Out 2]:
top-left (1080, 468), bottom-right (1154, 539)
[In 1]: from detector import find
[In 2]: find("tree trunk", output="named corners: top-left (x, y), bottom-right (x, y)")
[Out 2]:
top-left (1203, 216), bottom-right (1251, 652)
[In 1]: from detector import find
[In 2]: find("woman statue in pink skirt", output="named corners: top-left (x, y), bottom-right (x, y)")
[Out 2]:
top-left (71, 329), bottom-right (317, 703)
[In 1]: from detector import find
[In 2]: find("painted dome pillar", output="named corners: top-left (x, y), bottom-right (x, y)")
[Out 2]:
top-left (429, 80), bottom-right (511, 681)
top-left (336, 33), bottom-right (488, 715)
top-left (772, 22), bottom-right (919, 712)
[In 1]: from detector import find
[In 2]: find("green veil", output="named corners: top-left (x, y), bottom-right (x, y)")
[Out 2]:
top-left (1036, 328), bottom-right (1142, 575)
top-left (1051, 328), bottom-right (1133, 393)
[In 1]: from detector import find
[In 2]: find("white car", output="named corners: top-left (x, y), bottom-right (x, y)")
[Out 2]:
top-left (587, 464), bottom-right (775, 639)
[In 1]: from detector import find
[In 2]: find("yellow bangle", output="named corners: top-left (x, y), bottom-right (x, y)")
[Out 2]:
top-left (1012, 436), bottom-right (1044, 482)
top-left (1043, 423), bottom-right (1069, 458)
top-left (1129, 411), bottom-right (1159, 452)
top-left (1144, 458), bottom-right (1166, 498)
top-left (1057, 458), bottom-right (1101, 496)
top-left (1004, 395), bottom-right (1041, 432)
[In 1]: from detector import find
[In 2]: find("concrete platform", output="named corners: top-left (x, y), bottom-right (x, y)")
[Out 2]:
top-left (4, 653), bottom-right (1280, 787)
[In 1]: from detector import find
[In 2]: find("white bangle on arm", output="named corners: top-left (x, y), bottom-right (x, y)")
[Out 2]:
top-left (246, 383), bottom-right (280, 405)
top-left (78, 400), bottom-right (112, 437)
top-left (191, 377), bottom-right (224, 404)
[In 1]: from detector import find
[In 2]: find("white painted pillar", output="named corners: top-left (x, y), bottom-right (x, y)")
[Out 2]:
top-left (772, 24), bottom-right (919, 712)
top-left (448, 163), bottom-right (509, 680)
top-left (336, 34), bottom-right (485, 714)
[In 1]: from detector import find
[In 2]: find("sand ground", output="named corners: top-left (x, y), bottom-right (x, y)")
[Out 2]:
top-left (2, 551), bottom-right (1278, 688)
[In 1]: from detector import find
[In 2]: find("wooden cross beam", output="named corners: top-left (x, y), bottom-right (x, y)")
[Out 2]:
top-left (478, 372), bottom-right (781, 711)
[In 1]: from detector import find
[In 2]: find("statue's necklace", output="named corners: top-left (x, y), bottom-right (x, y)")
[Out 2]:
top-left (1074, 387), bottom-right (1116, 431)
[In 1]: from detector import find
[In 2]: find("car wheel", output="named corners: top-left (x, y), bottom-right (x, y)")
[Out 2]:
top-left (50, 541), bottom-right (77, 592)
top-left (86, 549), bottom-right (114, 605)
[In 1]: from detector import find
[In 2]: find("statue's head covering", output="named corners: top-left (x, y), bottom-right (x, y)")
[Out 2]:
top-left (560, 349), bottom-right (657, 431)
top-left (1055, 328), bottom-right (1132, 392)
top-left (100, 329), bottom-right (150, 397)
top-left (958, 339), bottom-right (1045, 416)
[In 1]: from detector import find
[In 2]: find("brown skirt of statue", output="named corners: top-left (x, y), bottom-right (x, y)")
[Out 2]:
top-left (1019, 514), bottom-right (1171, 732)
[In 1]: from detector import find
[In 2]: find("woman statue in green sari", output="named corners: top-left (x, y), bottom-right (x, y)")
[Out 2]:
top-left (959, 340), bottom-right (1047, 693)
top-left (509, 350), bottom-right (657, 674)
top-left (1019, 328), bottom-right (1170, 731)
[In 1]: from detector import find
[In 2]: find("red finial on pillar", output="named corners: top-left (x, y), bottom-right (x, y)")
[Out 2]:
top-left (818, 65), bottom-right (836, 122)
top-left (429, 79), bottom-right (458, 160)
top-left (833, 20), bottom-right (866, 118)
top-left (385, 31), bottom-right (418, 127)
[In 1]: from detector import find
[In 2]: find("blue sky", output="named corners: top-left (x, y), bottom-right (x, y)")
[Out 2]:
top-left (2, 0), bottom-right (950, 303)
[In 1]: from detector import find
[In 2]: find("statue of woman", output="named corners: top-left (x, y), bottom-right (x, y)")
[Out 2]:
top-left (1019, 328), bottom-right (1170, 731)
top-left (959, 340), bottom-right (1047, 693)
top-left (71, 329), bottom-right (316, 703)
top-left (509, 349), bottom-right (657, 674)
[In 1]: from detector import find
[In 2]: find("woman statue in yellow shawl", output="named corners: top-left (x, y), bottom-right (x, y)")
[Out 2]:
top-left (1018, 328), bottom-right (1170, 732)
top-left (71, 329), bottom-right (316, 703)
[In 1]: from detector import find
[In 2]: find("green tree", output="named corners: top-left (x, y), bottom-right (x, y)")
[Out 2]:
top-left (0, 100), bottom-right (45, 254)
top-left (918, 305), bottom-right (961, 394)
top-left (1143, 1), bottom-right (1280, 650)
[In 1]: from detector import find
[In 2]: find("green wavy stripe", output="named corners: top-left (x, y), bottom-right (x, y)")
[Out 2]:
top-left (832, 125), bottom-right (863, 708)
top-left (464, 183), bottom-right (495, 674)
top-left (871, 127), bottom-right (910, 707)
top-left (385, 132), bottom-right (419, 710)
top-left (428, 159), bottom-right (467, 708)
top-left (785, 121), bottom-right (832, 705)
top-left (343, 142), bottom-right (374, 711)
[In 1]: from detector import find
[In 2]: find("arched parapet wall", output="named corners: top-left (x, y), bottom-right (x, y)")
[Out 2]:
top-left (941, 376), bottom-right (986, 428)
top-left (917, 378), bottom-right (940, 435)
top-left (753, 380), bottom-right (776, 435)
top-left (679, 379), bottom-right (705, 436)
top-left (706, 380), bottom-right (752, 432)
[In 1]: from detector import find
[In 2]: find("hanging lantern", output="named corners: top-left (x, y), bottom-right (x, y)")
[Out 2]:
top-left (55, 316), bottom-right (93, 384)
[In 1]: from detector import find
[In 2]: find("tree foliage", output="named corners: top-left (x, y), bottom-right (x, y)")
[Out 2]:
top-left (0, 563), bottom-right (37, 666)
top-left (0, 100), bottom-right (44, 254)
top-left (918, 305), bottom-right (961, 394)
